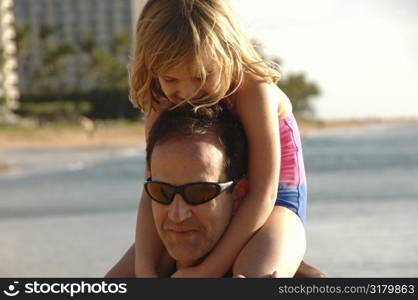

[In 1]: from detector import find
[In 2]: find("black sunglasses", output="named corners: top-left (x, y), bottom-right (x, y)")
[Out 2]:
top-left (144, 177), bottom-right (237, 205)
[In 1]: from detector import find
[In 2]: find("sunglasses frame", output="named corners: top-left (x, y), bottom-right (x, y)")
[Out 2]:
top-left (144, 177), bottom-right (237, 205)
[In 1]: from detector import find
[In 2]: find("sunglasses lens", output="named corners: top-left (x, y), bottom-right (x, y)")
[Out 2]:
top-left (146, 183), bottom-right (175, 204)
top-left (184, 183), bottom-right (219, 204)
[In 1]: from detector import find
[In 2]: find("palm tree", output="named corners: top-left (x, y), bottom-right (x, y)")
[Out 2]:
top-left (278, 73), bottom-right (320, 118)
top-left (29, 25), bottom-right (75, 93)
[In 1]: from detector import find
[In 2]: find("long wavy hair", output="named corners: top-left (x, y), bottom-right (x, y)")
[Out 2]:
top-left (130, 0), bottom-right (281, 115)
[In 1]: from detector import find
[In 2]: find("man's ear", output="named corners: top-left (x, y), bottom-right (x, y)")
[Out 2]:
top-left (231, 178), bottom-right (249, 215)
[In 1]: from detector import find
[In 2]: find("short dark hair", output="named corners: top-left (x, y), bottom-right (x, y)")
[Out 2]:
top-left (146, 103), bottom-right (247, 180)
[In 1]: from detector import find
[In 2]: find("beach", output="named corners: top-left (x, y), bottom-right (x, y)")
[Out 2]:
top-left (0, 123), bottom-right (146, 150)
top-left (1, 118), bottom-right (415, 177)
top-left (1, 121), bottom-right (417, 277)
top-left (2, 118), bottom-right (416, 150)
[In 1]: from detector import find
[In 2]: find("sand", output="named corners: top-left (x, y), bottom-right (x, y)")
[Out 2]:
top-left (0, 124), bottom-right (146, 150)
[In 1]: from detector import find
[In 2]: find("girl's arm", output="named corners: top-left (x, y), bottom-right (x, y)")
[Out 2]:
top-left (173, 76), bottom-right (281, 277)
top-left (134, 188), bottom-right (163, 277)
top-left (232, 88), bottom-right (306, 277)
top-left (106, 243), bottom-right (177, 277)
top-left (134, 111), bottom-right (165, 277)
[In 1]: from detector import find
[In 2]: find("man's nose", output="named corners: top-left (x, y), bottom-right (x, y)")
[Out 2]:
top-left (167, 194), bottom-right (192, 222)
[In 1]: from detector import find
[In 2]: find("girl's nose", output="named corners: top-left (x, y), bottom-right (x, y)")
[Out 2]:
top-left (167, 194), bottom-right (192, 223)
top-left (177, 81), bottom-right (200, 101)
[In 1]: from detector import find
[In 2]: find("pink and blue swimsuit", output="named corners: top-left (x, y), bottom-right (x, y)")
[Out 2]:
top-left (224, 97), bottom-right (307, 225)
top-left (275, 114), bottom-right (307, 225)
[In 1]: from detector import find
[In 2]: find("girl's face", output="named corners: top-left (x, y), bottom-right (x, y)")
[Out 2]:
top-left (157, 63), bottom-right (221, 105)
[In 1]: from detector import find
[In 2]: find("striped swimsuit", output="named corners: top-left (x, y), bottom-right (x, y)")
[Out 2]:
top-left (224, 92), bottom-right (307, 225)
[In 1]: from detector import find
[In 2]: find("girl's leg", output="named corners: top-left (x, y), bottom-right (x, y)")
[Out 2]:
top-left (105, 244), bottom-right (135, 278)
top-left (232, 206), bottom-right (306, 278)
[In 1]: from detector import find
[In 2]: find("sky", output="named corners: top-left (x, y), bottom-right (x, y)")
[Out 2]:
top-left (229, 0), bottom-right (418, 120)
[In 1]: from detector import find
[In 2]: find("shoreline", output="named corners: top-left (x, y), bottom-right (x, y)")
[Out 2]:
top-left (2, 118), bottom-right (417, 150)
top-left (1, 118), bottom-right (417, 175)
top-left (0, 123), bottom-right (146, 175)
top-left (297, 118), bottom-right (418, 136)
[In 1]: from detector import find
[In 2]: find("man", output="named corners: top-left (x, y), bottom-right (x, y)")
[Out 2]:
top-left (106, 104), bottom-right (325, 278)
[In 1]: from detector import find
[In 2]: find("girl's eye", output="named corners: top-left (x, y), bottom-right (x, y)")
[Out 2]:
top-left (162, 77), bottom-right (176, 83)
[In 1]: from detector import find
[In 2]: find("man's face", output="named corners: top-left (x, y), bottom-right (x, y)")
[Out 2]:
top-left (150, 134), bottom-right (234, 267)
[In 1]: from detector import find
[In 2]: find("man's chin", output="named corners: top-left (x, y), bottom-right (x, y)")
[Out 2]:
top-left (163, 239), bottom-right (208, 266)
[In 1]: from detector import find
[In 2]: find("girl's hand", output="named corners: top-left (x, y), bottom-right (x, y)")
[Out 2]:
top-left (136, 269), bottom-right (159, 278)
top-left (234, 271), bottom-right (278, 278)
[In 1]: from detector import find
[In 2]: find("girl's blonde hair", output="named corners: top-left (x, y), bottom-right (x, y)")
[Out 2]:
top-left (130, 0), bottom-right (281, 114)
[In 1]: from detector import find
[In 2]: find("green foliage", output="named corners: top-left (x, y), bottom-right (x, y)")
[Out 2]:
top-left (17, 101), bottom-right (92, 123)
top-left (0, 47), bottom-right (4, 67)
top-left (18, 91), bottom-right (140, 122)
top-left (10, 22), bottom-right (139, 121)
top-left (14, 24), bottom-right (32, 56)
top-left (89, 48), bottom-right (128, 90)
top-left (43, 43), bottom-right (75, 66)
top-left (0, 48), bottom-right (5, 106)
top-left (39, 24), bottom-right (55, 41)
top-left (82, 32), bottom-right (131, 91)
top-left (261, 53), bottom-right (321, 117)
top-left (15, 23), bottom-right (132, 94)
top-left (77, 35), bottom-right (96, 53)
top-left (15, 26), bottom-right (320, 120)
top-left (20, 25), bottom-right (77, 93)
top-left (278, 74), bottom-right (320, 117)
top-left (20, 101), bottom-right (91, 115)
top-left (110, 32), bottom-right (131, 57)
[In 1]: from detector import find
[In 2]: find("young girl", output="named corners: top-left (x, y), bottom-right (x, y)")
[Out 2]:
top-left (131, 0), bottom-right (307, 277)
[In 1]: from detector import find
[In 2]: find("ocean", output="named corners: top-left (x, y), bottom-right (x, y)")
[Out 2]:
top-left (1, 124), bottom-right (417, 277)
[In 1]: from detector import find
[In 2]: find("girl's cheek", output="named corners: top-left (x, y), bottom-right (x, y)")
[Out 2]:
top-left (161, 85), bottom-right (172, 97)
top-left (206, 81), bottom-right (220, 94)
top-left (210, 74), bottom-right (222, 92)
top-left (204, 78), bottom-right (216, 93)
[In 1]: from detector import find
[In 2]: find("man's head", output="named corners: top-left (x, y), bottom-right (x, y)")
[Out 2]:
top-left (146, 104), bottom-right (247, 268)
